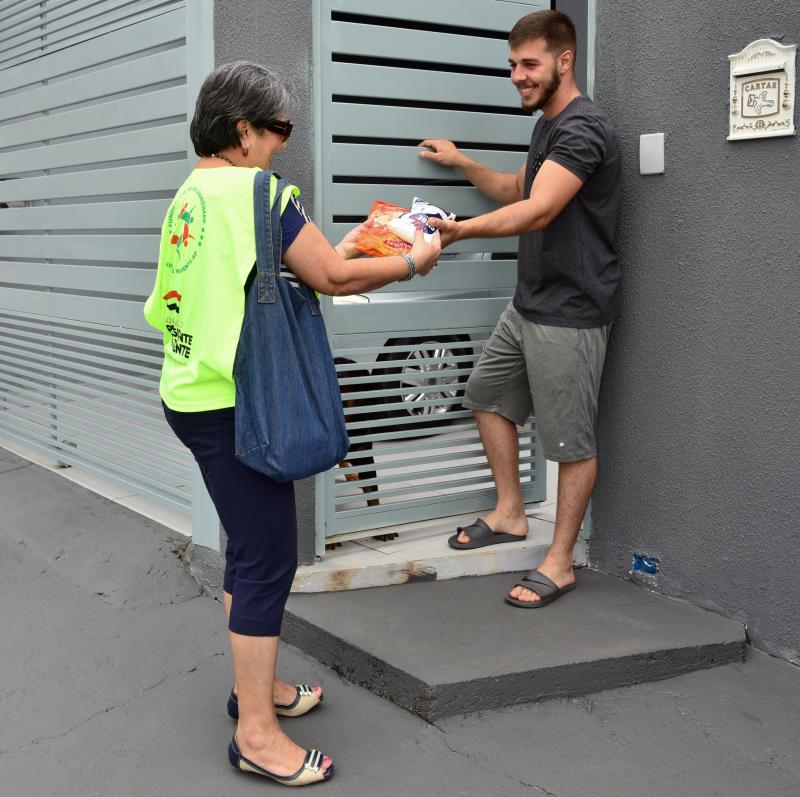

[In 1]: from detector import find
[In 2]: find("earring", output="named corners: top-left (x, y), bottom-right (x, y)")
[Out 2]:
top-left (242, 146), bottom-right (248, 156)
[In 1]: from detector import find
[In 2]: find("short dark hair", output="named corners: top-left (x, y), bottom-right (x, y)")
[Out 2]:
top-left (189, 61), bottom-right (293, 156)
top-left (508, 10), bottom-right (577, 66)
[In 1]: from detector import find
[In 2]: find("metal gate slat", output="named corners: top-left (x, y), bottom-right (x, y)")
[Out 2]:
top-left (0, 401), bottom-right (189, 487)
top-left (0, 361), bottom-right (166, 430)
top-left (338, 364), bottom-right (479, 388)
top-left (341, 427), bottom-right (535, 469)
top-left (0, 0), bottom-right (169, 51)
top-left (330, 0), bottom-right (543, 30)
top-left (0, 161), bottom-right (187, 203)
top-left (0, 420), bottom-right (191, 508)
top-left (1, 85), bottom-right (185, 148)
top-left (0, 313), bottom-right (161, 356)
top-left (36, 408), bottom-right (188, 469)
top-left (0, 288), bottom-right (147, 330)
top-left (330, 21), bottom-right (508, 69)
top-left (335, 457), bottom-right (535, 491)
top-left (331, 142), bottom-right (525, 181)
top-left (335, 360), bottom-right (479, 377)
top-left (330, 102), bottom-right (533, 145)
top-left (0, 380), bottom-right (188, 465)
top-left (344, 395), bottom-right (464, 416)
top-left (0, 262), bottom-right (155, 296)
top-left (0, 234), bottom-right (161, 264)
top-left (0, 362), bottom-right (161, 425)
top-left (332, 183), bottom-right (501, 219)
top-left (346, 410), bottom-right (474, 432)
top-left (332, 297), bottom-right (511, 334)
top-left (337, 444), bottom-right (489, 474)
top-left (0, 8), bottom-right (185, 92)
top-left (335, 338), bottom-right (489, 358)
top-left (0, 198), bottom-right (169, 231)
top-left (0, 47), bottom-right (185, 123)
top-left (0, 123), bottom-right (187, 176)
top-left (0, 388), bottom-right (189, 486)
top-left (0, 1), bottom-right (30, 22)
top-left (0, 0), bottom-right (130, 49)
top-left (331, 61), bottom-right (520, 108)
top-left (340, 424), bottom-right (487, 446)
top-left (334, 474), bottom-right (505, 506)
top-left (0, 2), bottom-right (184, 70)
top-left (0, 340), bottom-right (161, 394)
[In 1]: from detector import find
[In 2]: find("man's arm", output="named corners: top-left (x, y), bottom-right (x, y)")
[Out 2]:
top-left (429, 160), bottom-right (583, 247)
top-left (419, 139), bottom-right (525, 206)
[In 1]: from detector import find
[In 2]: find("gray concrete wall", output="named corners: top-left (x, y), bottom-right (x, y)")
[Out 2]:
top-left (214, 0), bottom-right (315, 214)
top-left (214, 0), bottom-right (317, 564)
top-left (590, 0), bottom-right (800, 662)
top-left (554, 0), bottom-right (589, 94)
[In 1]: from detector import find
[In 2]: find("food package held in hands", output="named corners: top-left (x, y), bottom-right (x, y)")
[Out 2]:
top-left (354, 198), bottom-right (456, 257)
top-left (388, 197), bottom-right (456, 245)
top-left (354, 200), bottom-right (410, 257)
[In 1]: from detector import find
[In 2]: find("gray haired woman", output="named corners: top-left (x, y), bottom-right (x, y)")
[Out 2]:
top-left (144, 61), bottom-right (440, 787)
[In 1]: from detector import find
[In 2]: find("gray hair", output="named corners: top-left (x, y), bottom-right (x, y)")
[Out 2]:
top-left (189, 61), bottom-right (294, 156)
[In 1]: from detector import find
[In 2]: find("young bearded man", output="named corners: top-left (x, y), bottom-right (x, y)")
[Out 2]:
top-left (420, 10), bottom-right (622, 607)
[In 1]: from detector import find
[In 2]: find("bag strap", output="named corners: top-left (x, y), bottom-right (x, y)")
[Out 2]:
top-left (252, 170), bottom-right (321, 316)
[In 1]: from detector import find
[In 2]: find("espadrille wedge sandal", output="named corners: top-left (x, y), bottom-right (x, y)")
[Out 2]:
top-left (228, 734), bottom-right (333, 786)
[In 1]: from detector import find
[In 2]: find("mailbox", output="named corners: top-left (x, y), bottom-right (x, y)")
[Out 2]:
top-left (729, 38), bottom-right (796, 141)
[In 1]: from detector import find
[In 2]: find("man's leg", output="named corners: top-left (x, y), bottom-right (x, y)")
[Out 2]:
top-left (457, 410), bottom-right (529, 543)
top-left (508, 456), bottom-right (596, 602)
top-left (457, 305), bottom-right (534, 544)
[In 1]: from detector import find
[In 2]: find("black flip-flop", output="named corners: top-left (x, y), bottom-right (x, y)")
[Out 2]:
top-left (448, 517), bottom-right (527, 550)
top-left (505, 569), bottom-right (576, 608)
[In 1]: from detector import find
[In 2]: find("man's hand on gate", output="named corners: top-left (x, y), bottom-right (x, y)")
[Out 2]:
top-left (418, 139), bottom-right (465, 169)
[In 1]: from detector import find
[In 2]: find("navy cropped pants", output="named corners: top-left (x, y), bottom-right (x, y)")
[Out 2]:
top-left (163, 404), bottom-right (297, 637)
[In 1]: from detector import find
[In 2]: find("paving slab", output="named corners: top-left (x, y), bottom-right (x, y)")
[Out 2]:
top-left (284, 569), bottom-right (746, 720)
top-left (2, 446), bottom-right (799, 797)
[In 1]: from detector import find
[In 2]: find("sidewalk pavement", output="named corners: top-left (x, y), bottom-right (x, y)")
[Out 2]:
top-left (1, 447), bottom-right (799, 797)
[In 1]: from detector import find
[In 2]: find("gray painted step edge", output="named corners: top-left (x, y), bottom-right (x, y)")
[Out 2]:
top-left (281, 611), bottom-right (746, 721)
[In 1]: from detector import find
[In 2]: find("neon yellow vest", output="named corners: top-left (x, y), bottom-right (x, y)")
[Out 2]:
top-left (143, 167), bottom-right (299, 411)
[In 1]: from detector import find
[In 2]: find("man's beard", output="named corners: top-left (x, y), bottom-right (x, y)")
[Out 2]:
top-left (522, 64), bottom-right (561, 112)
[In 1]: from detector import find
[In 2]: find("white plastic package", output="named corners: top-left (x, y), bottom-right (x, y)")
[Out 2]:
top-left (387, 197), bottom-right (456, 244)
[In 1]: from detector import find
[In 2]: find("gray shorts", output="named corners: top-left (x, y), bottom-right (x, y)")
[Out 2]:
top-left (463, 302), bottom-right (612, 462)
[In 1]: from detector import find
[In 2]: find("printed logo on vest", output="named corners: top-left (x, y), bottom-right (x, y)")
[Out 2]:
top-left (165, 186), bottom-right (207, 274)
top-left (163, 290), bottom-right (181, 313)
top-left (165, 317), bottom-right (193, 361)
top-left (163, 290), bottom-right (193, 360)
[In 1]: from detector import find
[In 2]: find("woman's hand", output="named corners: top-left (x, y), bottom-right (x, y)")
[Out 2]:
top-left (334, 222), bottom-right (367, 260)
top-left (409, 228), bottom-right (442, 277)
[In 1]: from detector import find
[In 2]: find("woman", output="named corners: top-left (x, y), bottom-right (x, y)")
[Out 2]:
top-left (144, 61), bottom-right (440, 787)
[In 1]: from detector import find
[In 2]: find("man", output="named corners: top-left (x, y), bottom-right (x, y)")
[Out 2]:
top-left (420, 9), bottom-right (621, 608)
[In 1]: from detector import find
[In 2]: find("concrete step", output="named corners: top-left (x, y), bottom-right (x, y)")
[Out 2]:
top-left (292, 508), bottom-right (587, 592)
top-left (284, 569), bottom-right (746, 721)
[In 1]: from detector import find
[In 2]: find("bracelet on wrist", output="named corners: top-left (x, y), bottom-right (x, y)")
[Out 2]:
top-left (399, 253), bottom-right (416, 281)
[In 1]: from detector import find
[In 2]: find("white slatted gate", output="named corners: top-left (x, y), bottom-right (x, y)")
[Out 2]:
top-left (314, 0), bottom-right (549, 539)
top-left (0, 1), bottom-right (212, 517)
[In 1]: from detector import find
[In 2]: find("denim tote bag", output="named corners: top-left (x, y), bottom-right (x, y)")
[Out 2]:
top-left (233, 170), bottom-right (349, 482)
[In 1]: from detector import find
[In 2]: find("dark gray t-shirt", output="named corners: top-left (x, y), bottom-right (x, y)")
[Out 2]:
top-left (514, 95), bottom-right (622, 328)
